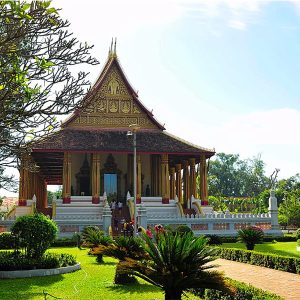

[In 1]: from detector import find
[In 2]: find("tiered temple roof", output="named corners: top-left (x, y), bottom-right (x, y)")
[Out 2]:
top-left (31, 43), bottom-right (215, 184)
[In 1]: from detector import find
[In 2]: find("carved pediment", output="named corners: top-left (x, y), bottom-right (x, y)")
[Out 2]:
top-left (67, 63), bottom-right (159, 129)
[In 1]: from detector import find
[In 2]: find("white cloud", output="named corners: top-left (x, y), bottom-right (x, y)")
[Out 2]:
top-left (228, 20), bottom-right (247, 30)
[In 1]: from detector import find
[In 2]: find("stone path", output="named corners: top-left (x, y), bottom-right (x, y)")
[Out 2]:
top-left (213, 259), bottom-right (300, 300)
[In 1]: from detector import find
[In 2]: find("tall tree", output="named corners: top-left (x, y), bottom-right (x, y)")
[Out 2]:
top-left (208, 153), bottom-right (269, 197)
top-left (0, 1), bottom-right (98, 190)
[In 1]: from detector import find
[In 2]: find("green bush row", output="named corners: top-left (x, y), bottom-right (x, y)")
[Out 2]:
top-left (220, 235), bottom-right (296, 244)
top-left (0, 233), bottom-right (78, 249)
top-left (52, 237), bottom-right (78, 247)
top-left (202, 278), bottom-right (283, 300)
top-left (215, 247), bottom-right (300, 274)
top-left (0, 252), bottom-right (77, 271)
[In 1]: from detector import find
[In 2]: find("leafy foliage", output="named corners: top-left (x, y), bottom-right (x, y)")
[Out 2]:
top-left (11, 213), bottom-right (58, 259)
top-left (208, 153), bottom-right (269, 198)
top-left (237, 226), bottom-right (264, 250)
top-left (92, 236), bottom-right (147, 284)
top-left (81, 226), bottom-right (109, 248)
top-left (0, 251), bottom-right (76, 271)
top-left (119, 232), bottom-right (234, 300)
top-left (278, 189), bottom-right (300, 227)
top-left (203, 278), bottom-right (283, 300)
top-left (0, 1), bottom-right (98, 189)
top-left (215, 247), bottom-right (300, 274)
top-left (174, 224), bottom-right (193, 235)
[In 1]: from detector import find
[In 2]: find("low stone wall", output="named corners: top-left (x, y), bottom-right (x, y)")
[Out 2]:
top-left (0, 263), bottom-right (81, 279)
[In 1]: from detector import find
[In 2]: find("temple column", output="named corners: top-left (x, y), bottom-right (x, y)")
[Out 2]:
top-left (92, 153), bottom-right (101, 204)
top-left (200, 154), bottom-right (208, 202)
top-left (189, 158), bottom-right (196, 199)
top-left (170, 167), bottom-right (176, 200)
top-left (62, 152), bottom-right (72, 204)
top-left (182, 160), bottom-right (189, 209)
top-left (161, 154), bottom-right (170, 204)
top-left (19, 157), bottom-right (29, 206)
top-left (27, 171), bottom-right (34, 200)
top-left (37, 176), bottom-right (47, 209)
top-left (175, 164), bottom-right (182, 204)
top-left (151, 155), bottom-right (161, 196)
top-left (136, 154), bottom-right (142, 203)
top-left (43, 179), bottom-right (47, 209)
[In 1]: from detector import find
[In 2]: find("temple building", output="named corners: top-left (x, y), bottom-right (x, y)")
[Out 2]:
top-left (18, 43), bottom-right (215, 218)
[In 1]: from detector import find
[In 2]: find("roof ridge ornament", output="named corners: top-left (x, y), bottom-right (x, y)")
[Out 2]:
top-left (108, 37), bottom-right (117, 58)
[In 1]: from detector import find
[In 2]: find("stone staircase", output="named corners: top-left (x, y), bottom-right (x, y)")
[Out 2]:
top-left (53, 196), bottom-right (104, 221)
top-left (111, 206), bottom-right (131, 236)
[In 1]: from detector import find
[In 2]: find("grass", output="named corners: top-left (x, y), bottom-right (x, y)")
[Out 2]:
top-left (0, 247), bottom-right (166, 300)
top-left (221, 241), bottom-right (300, 257)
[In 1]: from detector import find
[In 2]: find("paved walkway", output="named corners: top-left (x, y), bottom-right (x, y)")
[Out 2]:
top-left (213, 259), bottom-right (300, 300)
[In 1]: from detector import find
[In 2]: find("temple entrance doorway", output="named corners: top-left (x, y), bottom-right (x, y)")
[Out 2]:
top-left (104, 173), bottom-right (117, 202)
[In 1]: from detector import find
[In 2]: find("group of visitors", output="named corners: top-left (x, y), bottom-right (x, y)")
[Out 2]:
top-left (123, 221), bottom-right (134, 236)
top-left (111, 200), bottom-right (123, 211)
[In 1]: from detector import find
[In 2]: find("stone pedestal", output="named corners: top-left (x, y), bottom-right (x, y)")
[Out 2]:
top-left (268, 190), bottom-right (279, 230)
top-left (102, 203), bottom-right (112, 235)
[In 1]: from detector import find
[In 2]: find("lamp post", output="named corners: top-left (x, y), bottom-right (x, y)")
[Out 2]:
top-left (128, 124), bottom-right (140, 236)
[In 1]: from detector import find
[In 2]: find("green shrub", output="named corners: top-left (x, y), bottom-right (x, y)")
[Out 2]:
top-left (0, 232), bottom-right (15, 249)
top-left (11, 214), bottom-right (58, 259)
top-left (297, 239), bottom-right (300, 246)
top-left (202, 279), bottom-right (283, 299)
top-left (296, 228), bottom-right (300, 240)
top-left (237, 226), bottom-right (264, 250)
top-left (174, 225), bottom-right (193, 235)
top-left (206, 234), bottom-right (223, 245)
top-left (52, 237), bottom-right (77, 247)
top-left (215, 247), bottom-right (300, 274)
top-left (0, 252), bottom-right (76, 271)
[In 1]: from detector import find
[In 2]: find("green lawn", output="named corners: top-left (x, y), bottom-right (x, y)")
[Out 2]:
top-left (221, 241), bottom-right (300, 258)
top-left (0, 247), bottom-right (168, 300)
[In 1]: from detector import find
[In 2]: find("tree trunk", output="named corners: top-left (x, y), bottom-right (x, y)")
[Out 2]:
top-left (164, 289), bottom-right (182, 300)
top-left (246, 243), bottom-right (255, 250)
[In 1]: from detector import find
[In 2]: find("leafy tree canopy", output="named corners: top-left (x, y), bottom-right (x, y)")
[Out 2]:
top-left (208, 153), bottom-right (269, 197)
top-left (0, 1), bottom-right (98, 190)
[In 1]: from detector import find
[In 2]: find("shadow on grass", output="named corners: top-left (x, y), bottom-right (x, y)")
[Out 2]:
top-left (107, 282), bottom-right (161, 294)
top-left (0, 274), bottom-right (64, 300)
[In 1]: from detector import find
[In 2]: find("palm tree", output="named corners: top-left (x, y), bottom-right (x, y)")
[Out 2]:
top-left (82, 226), bottom-right (113, 263)
top-left (92, 236), bottom-right (148, 284)
top-left (118, 232), bottom-right (234, 300)
top-left (237, 226), bottom-right (264, 250)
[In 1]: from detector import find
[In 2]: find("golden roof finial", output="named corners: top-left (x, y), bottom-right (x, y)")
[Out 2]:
top-left (108, 38), bottom-right (117, 58)
top-left (114, 37), bottom-right (117, 57)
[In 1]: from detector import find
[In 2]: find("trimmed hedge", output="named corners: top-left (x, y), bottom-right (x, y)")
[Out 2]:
top-left (202, 279), bottom-right (283, 300)
top-left (52, 237), bottom-right (78, 247)
top-left (215, 247), bottom-right (300, 274)
top-left (221, 235), bottom-right (296, 244)
top-left (0, 232), bottom-right (15, 249)
top-left (0, 252), bottom-right (77, 271)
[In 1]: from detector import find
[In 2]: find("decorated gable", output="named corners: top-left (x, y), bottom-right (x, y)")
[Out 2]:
top-left (66, 60), bottom-right (162, 130)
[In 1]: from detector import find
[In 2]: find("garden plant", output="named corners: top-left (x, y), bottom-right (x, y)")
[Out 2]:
top-left (118, 231), bottom-right (234, 300)
top-left (237, 226), bottom-right (264, 250)
top-left (92, 236), bottom-right (147, 284)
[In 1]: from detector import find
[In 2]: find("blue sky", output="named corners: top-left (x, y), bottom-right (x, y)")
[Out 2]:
top-left (2, 0), bottom-right (300, 196)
